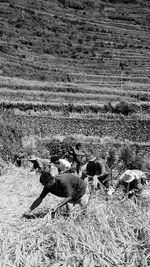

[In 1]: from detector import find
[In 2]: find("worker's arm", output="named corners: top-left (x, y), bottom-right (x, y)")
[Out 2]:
top-left (22, 197), bottom-right (43, 217)
top-left (22, 187), bottom-right (49, 217)
top-left (53, 196), bottom-right (72, 213)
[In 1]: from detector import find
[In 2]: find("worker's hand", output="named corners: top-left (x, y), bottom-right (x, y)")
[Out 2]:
top-left (128, 189), bottom-right (136, 196)
top-left (22, 209), bottom-right (31, 218)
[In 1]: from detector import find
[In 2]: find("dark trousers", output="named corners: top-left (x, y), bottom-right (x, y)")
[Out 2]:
top-left (72, 161), bottom-right (81, 174)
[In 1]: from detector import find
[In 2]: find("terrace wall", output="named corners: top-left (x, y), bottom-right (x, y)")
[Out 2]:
top-left (3, 113), bottom-right (150, 143)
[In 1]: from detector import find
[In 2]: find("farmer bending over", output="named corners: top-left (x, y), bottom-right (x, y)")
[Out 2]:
top-left (23, 172), bottom-right (90, 218)
top-left (113, 169), bottom-right (149, 201)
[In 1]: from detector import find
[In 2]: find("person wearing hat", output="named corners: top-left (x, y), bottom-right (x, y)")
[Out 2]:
top-left (69, 143), bottom-right (86, 174)
top-left (54, 158), bottom-right (71, 173)
top-left (29, 155), bottom-right (41, 172)
top-left (116, 169), bottom-right (147, 198)
top-left (86, 154), bottom-right (110, 189)
top-left (50, 156), bottom-right (71, 174)
top-left (29, 156), bottom-right (51, 173)
top-left (14, 151), bottom-right (24, 167)
top-left (22, 171), bottom-right (90, 218)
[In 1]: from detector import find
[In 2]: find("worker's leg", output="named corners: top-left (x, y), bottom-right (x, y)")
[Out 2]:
top-left (76, 162), bottom-right (80, 174)
top-left (66, 203), bottom-right (71, 214)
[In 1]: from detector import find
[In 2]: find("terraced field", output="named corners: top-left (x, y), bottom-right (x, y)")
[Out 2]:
top-left (1, 3), bottom-right (150, 266)
top-left (0, 0), bottom-right (150, 116)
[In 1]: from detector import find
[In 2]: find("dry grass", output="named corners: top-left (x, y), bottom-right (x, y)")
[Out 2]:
top-left (1, 166), bottom-right (150, 267)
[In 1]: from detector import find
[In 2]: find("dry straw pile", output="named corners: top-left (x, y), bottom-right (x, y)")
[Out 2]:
top-left (0, 166), bottom-right (150, 267)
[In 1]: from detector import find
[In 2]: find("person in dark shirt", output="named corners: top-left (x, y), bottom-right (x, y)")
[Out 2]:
top-left (70, 143), bottom-right (85, 174)
top-left (29, 155), bottom-right (41, 172)
top-left (22, 172), bottom-right (90, 218)
top-left (29, 156), bottom-right (51, 173)
top-left (14, 151), bottom-right (24, 167)
top-left (86, 155), bottom-right (110, 190)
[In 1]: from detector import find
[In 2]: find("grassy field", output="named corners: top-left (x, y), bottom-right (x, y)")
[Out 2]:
top-left (1, 165), bottom-right (150, 267)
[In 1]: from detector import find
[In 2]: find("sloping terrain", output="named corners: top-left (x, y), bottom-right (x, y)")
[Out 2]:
top-left (0, 0), bottom-right (150, 113)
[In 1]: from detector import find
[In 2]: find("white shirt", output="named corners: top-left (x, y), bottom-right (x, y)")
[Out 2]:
top-left (58, 159), bottom-right (71, 171)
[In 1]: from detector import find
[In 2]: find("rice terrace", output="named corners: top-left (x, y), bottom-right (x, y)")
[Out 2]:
top-left (0, 0), bottom-right (150, 266)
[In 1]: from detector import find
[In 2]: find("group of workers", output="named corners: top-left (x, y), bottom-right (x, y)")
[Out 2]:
top-left (21, 143), bottom-right (149, 219)
top-left (23, 143), bottom-right (90, 218)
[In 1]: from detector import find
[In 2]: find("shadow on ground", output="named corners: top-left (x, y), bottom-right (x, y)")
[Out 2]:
top-left (23, 210), bottom-right (48, 219)
top-left (22, 208), bottom-right (70, 219)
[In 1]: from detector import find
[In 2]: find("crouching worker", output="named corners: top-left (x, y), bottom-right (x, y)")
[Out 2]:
top-left (115, 169), bottom-right (148, 201)
top-left (51, 156), bottom-right (71, 174)
top-left (22, 172), bottom-right (90, 218)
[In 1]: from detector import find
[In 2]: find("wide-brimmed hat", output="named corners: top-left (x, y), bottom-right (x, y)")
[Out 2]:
top-left (87, 155), bottom-right (97, 161)
top-left (29, 155), bottom-right (38, 162)
top-left (120, 171), bottom-right (135, 183)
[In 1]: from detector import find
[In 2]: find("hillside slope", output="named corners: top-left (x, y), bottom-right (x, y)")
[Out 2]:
top-left (0, 0), bottom-right (150, 113)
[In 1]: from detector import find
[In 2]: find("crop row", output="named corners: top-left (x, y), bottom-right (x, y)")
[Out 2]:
top-left (0, 0), bottom-right (149, 114)
top-left (0, 99), bottom-right (150, 117)
top-left (0, 86), bottom-right (150, 102)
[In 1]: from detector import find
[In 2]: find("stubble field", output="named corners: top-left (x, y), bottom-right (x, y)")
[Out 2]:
top-left (1, 165), bottom-right (150, 267)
